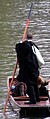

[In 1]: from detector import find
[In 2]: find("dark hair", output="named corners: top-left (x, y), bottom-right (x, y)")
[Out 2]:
top-left (27, 33), bottom-right (33, 39)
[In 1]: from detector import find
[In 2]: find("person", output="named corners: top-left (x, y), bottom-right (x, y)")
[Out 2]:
top-left (11, 80), bottom-right (27, 97)
top-left (15, 33), bottom-right (41, 104)
top-left (37, 76), bottom-right (48, 97)
top-left (15, 32), bottom-right (48, 104)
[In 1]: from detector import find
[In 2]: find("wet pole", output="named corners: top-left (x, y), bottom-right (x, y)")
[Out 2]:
top-left (3, 2), bottom-right (33, 113)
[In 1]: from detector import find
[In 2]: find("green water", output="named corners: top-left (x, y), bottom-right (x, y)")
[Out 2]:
top-left (0, 0), bottom-right (50, 118)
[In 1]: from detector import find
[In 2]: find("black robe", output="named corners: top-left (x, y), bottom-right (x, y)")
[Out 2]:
top-left (15, 40), bottom-right (40, 103)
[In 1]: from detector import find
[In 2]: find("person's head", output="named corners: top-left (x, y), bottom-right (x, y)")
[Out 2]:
top-left (26, 32), bottom-right (33, 40)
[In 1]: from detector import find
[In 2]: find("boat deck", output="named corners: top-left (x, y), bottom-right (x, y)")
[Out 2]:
top-left (13, 96), bottom-right (50, 108)
top-left (15, 100), bottom-right (50, 108)
top-left (8, 77), bottom-right (50, 117)
top-left (15, 99), bottom-right (50, 117)
top-left (9, 95), bottom-right (50, 117)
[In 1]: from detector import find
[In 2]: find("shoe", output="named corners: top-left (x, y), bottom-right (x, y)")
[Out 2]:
top-left (36, 98), bottom-right (40, 102)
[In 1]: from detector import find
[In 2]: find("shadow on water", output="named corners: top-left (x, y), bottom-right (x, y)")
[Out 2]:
top-left (0, 0), bottom-right (50, 118)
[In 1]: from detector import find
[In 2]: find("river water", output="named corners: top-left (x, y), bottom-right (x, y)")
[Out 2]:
top-left (0, 0), bottom-right (50, 119)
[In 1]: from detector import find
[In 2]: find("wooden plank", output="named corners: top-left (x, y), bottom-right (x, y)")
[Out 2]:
top-left (39, 96), bottom-right (48, 101)
top-left (14, 96), bottom-right (29, 100)
top-left (13, 95), bottom-right (48, 101)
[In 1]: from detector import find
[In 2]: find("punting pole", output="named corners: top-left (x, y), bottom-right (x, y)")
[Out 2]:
top-left (22, 2), bottom-right (33, 42)
top-left (3, 60), bottom-right (18, 113)
top-left (3, 2), bottom-right (33, 113)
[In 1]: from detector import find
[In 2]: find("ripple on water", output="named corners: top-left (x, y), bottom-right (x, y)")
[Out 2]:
top-left (0, 0), bottom-right (50, 119)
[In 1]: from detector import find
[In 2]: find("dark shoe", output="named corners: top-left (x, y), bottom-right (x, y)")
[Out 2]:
top-left (36, 98), bottom-right (40, 102)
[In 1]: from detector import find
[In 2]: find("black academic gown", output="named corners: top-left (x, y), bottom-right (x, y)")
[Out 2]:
top-left (15, 41), bottom-right (40, 103)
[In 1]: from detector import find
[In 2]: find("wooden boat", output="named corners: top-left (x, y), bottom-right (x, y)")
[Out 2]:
top-left (7, 76), bottom-right (50, 117)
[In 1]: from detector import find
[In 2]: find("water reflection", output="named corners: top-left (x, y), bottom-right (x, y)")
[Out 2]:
top-left (0, 0), bottom-right (50, 118)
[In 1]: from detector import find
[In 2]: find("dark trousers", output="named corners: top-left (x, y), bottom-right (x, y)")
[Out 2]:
top-left (27, 82), bottom-right (40, 103)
